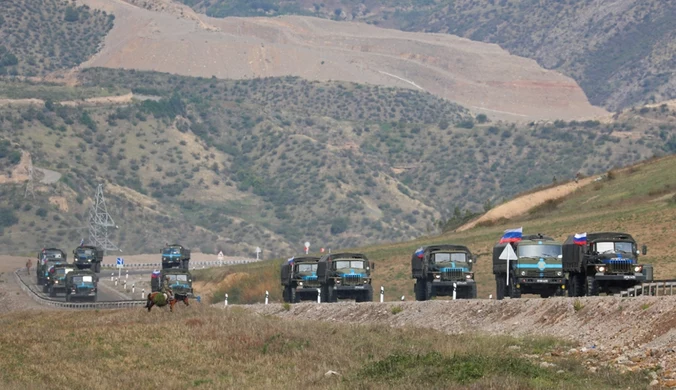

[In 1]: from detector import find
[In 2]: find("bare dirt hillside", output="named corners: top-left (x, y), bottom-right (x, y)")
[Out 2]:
top-left (457, 177), bottom-right (595, 231)
top-left (76, 0), bottom-right (607, 121)
top-left (250, 297), bottom-right (676, 384)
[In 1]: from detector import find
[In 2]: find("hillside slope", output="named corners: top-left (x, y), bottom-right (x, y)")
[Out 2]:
top-left (0, 70), bottom-right (674, 257)
top-left (180, 0), bottom-right (676, 111)
top-left (0, 0), bottom-right (113, 77)
top-left (76, 0), bottom-right (605, 121)
top-left (197, 155), bottom-right (676, 303)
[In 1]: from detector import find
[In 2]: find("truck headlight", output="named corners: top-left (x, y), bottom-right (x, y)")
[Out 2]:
top-left (434, 274), bottom-right (441, 279)
top-left (597, 266), bottom-right (606, 273)
top-left (298, 282), bottom-right (303, 286)
top-left (556, 271), bottom-right (562, 276)
top-left (465, 274), bottom-right (473, 279)
top-left (634, 265), bottom-right (642, 272)
top-left (520, 271), bottom-right (526, 276)
top-left (55, 281), bottom-right (58, 284)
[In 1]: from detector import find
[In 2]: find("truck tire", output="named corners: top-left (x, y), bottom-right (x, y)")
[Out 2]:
top-left (569, 273), bottom-right (585, 297)
top-left (496, 275), bottom-right (506, 300)
top-left (182, 260), bottom-right (189, 270)
top-left (425, 280), bottom-right (433, 300)
top-left (586, 276), bottom-right (599, 296)
top-left (290, 287), bottom-right (298, 303)
top-left (49, 286), bottom-right (56, 297)
top-left (66, 294), bottom-right (71, 302)
top-left (327, 285), bottom-right (337, 303)
top-left (469, 284), bottom-right (477, 299)
top-left (95, 262), bottom-right (101, 273)
top-left (43, 284), bottom-right (49, 294)
top-left (414, 280), bottom-right (426, 301)
top-left (282, 286), bottom-right (290, 303)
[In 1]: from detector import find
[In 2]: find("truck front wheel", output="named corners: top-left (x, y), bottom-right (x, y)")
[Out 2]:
top-left (414, 280), bottom-right (426, 301)
top-left (496, 275), bottom-right (506, 300)
top-left (586, 276), bottom-right (599, 296)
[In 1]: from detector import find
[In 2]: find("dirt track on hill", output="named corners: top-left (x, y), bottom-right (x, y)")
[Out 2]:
top-left (249, 297), bottom-right (676, 385)
top-left (77, 0), bottom-right (608, 121)
top-left (457, 177), bottom-right (595, 231)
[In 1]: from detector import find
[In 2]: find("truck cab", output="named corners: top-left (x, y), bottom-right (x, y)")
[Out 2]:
top-left (317, 253), bottom-right (374, 303)
top-left (151, 269), bottom-right (194, 299)
top-left (73, 245), bottom-right (103, 273)
top-left (161, 244), bottom-right (190, 270)
top-left (280, 256), bottom-right (321, 303)
top-left (493, 234), bottom-right (566, 300)
top-left (45, 263), bottom-right (76, 297)
top-left (412, 244), bottom-right (477, 300)
top-left (563, 232), bottom-right (651, 296)
top-left (36, 248), bottom-right (67, 285)
top-left (65, 270), bottom-right (98, 302)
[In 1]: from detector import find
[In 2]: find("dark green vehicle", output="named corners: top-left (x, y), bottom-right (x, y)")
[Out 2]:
top-left (36, 248), bottom-right (67, 286)
top-left (161, 244), bottom-right (191, 270)
top-left (563, 232), bottom-right (651, 296)
top-left (412, 245), bottom-right (477, 300)
top-left (45, 263), bottom-right (76, 297)
top-left (150, 269), bottom-right (194, 299)
top-left (280, 256), bottom-right (321, 303)
top-left (73, 245), bottom-right (104, 273)
top-left (65, 270), bottom-right (98, 302)
top-left (493, 234), bottom-right (566, 300)
top-left (317, 253), bottom-right (375, 303)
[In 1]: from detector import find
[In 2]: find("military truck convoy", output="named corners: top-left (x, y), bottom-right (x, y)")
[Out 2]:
top-left (36, 248), bottom-right (67, 286)
top-left (45, 263), bottom-right (76, 297)
top-left (35, 246), bottom-right (100, 302)
top-left (65, 269), bottom-right (98, 302)
top-left (280, 256), bottom-right (321, 303)
top-left (278, 229), bottom-right (652, 303)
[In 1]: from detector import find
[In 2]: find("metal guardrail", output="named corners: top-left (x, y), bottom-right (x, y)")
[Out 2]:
top-left (615, 280), bottom-right (676, 297)
top-left (100, 259), bottom-right (258, 269)
top-left (13, 269), bottom-right (146, 310)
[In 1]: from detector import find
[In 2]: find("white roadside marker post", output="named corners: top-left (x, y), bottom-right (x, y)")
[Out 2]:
top-left (265, 290), bottom-right (269, 305)
top-left (142, 288), bottom-right (145, 300)
top-left (111, 272), bottom-right (114, 282)
top-left (225, 293), bottom-right (228, 306)
top-left (317, 288), bottom-right (321, 303)
top-left (132, 283), bottom-right (135, 294)
top-left (453, 283), bottom-right (457, 300)
top-left (380, 286), bottom-right (384, 303)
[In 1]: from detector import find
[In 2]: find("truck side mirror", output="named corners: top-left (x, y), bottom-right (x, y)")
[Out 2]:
top-left (641, 245), bottom-right (647, 255)
top-left (371, 263), bottom-right (375, 270)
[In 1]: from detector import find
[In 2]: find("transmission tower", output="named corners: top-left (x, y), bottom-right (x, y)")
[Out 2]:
top-left (88, 184), bottom-right (119, 253)
top-left (24, 160), bottom-right (35, 199)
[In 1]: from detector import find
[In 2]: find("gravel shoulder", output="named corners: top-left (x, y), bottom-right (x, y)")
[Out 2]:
top-left (246, 296), bottom-right (676, 384)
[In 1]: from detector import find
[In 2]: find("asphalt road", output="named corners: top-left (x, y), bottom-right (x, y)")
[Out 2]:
top-left (18, 268), bottom-right (133, 302)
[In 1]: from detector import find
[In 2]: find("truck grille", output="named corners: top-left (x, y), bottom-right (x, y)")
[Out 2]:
top-left (608, 260), bottom-right (632, 273)
top-left (341, 274), bottom-right (364, 286)
top-left (441, 268), bottom-right (463, 281)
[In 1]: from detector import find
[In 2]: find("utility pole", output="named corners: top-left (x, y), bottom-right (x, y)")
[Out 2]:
top-left (88, 184), bottom-right (120, 253)
top-left (24, 160), bottom-right (35, 199)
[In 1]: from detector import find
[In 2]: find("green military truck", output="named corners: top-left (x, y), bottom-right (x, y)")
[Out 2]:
top-left (36, 248), bottom-right (67, 286)
top-left (161, 244), bottom-right (191, 270)
top-left (563, 232), bottom-right (651, 296)
top-left (493, 234), bottom-right (566, 300)
top-left (150, 269), bottom-right (194, 299)
top-left (411, 245), bottom-right (477, 300)
top-left (73, 245), bottom-right (104, 273)
top-left (316, 253), bottom-right (375, 303)
top-left (45, 263), bottom-right (76, 297)
top-left (280, 256), bottom-right (321, 303)
top-left (65, 269), bottom-right (98, 302)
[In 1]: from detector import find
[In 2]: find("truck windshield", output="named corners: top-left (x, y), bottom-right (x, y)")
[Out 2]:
top-left (297, 264), bottom-right (318, 273)
top-left (57, 268), bottom-right (74, 276)
top-left (518, 244), bottom-right (562, 258)
top-left (76, 249), bottom-right (94, 256)
top-left (595, 242), bottom-right (634, 254)
top-left (72, 276), bottom-right (94, 286)
top-left (167, 274), bottom-right (188, 282)
top-left (163, 248), bottom-right (181, 255)
top-left (335, 260), bottom-right (364, 269)
top-left (433, 252), bottom-right (467, 263)
top-left (43, 251), bottom-right (63, 259)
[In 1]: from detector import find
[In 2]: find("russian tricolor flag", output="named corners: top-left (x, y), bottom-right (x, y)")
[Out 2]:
top-left (80, 238), bottom-right (85, 247)
top-left (414, 247), bottom-right (424, 258)
top-left (574, 233), bottom-right (587, 246)
top-left (499, 227), bottom-right (523, 243)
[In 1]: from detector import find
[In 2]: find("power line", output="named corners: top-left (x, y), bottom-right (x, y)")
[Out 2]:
top-left (88, 184), bottom-right (120, 253)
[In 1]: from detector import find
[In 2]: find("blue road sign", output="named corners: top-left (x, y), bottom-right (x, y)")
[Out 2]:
top-left (116, 257), bottom-right (124, 268)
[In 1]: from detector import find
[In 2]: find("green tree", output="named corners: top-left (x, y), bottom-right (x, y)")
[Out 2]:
top-left (0, 208), bottom-right (18, 227)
